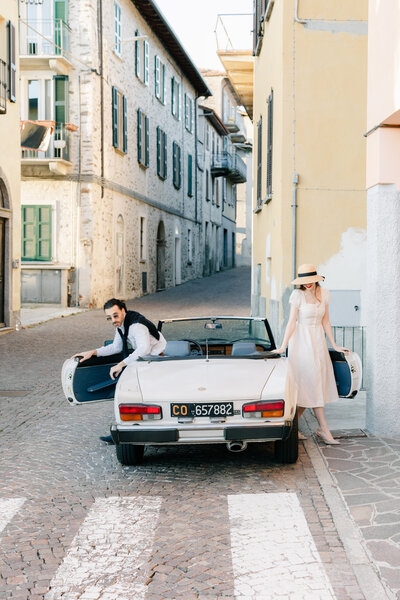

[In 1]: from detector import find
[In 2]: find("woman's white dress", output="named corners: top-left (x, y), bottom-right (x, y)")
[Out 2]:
top-left (288, 287), bottom-right (338, 408)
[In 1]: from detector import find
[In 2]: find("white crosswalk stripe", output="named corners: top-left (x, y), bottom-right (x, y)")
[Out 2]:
top-left (228, 493), bottom-right (336, 599)
top-left (0, 497), bottom-right (25, 534)
top-left (44, 496), bottom-right (162, 600)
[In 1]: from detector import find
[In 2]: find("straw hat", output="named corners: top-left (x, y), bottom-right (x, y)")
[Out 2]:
top-left (291, 263), bottom-right (325, 285)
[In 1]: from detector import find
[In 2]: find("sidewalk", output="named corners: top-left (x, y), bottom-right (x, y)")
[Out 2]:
top-left (303, 393), bottom-right (400, 599)
top-left (20, 306), bottom-right (87, 327)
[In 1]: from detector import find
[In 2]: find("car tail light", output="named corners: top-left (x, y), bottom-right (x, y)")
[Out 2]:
top-left (243, 400), bottom-right (284, 418)
top-left (119, 404), bottom-right (162, 421)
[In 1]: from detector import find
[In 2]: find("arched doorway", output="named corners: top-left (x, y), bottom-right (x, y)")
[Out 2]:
top-left (174, 221), bottom-right (181, 285)
top-left (156, 221), bottom-right (166, 291)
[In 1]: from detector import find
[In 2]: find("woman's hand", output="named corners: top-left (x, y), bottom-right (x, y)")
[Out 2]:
top-left (271, 347), bottom-right (286, 355)
top-left (332, 345), bottom-right (350, 354)
top-left (110, 361), bottom-right (125, 380)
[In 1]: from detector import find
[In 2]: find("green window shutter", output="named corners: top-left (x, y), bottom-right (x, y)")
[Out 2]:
top-left (171, 77), bottom-right (175, 116)
top-left (37, 206), bottom-right (52, 260)
top-left (184, 93), bottom-right (188, 128)
top-left (21, 206), bottom-right (36, 260)
top-left (123, 95), bottom-right (128, 153)
top-left (154, 56), bottom-right (160, 98)
top-left (163, 132), bottom-right (167, 178)
top-left (144, 41), bottom-right (149, 84)
top-left (156, 127), bottom-right (161, 176)
top-left (54, 0), bottom-right (68, 21)
top-left (137, 108), bottom-right (142, 163)
top-left (190, 99), bottom-right (194, 133)
top-left (54, 75), bottom-right (68, 124)
top-left (178, 145), bottom-right (181, 188)
top-left (173, 141), bottom-right (177, 187)
top-left (8, 22), bottom-right (16, 102)
top-left (188, 154), bottom-right (192, 196)
top-left (162, 64), bottom-right (166, 104)
top-left (145, 116), bottom-right (149, 167)
top-left (135, 29), bottom-right (140, 77)
top-left (112, 86), bottom-right (118, 148)
top-left (178, 83), bottom-right (181, 120)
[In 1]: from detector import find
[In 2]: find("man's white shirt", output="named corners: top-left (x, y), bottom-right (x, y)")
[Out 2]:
top-left (96, 322), bottom-right (167, 365)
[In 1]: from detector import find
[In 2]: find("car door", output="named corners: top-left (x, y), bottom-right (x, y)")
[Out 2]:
top-left (329, 350), bottom-right (362, 398)
top-left (62, 352), bottom-right (124, 405)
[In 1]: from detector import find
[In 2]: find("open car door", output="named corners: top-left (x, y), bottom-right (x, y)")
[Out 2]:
top-left (329, 350), bottom-right (362, 398)
top-left (61, 353), bottom-right (125, 405)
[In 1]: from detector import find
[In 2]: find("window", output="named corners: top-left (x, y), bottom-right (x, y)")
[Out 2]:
top-left (184, 93), bottom-right (194, 133)
top-left (135, 30), bottom-right (149, 85)
top-left (205, 169), bottom-right (210, 200)
top-left (266, 89), bottom-right (273, 199)
top-left (186, 154), bottom-right (193, 197)
top-left (256, 116), bottom-right (262, 208)
top-left (114, 2), bottom-right (122, 56)
top-left (157, 127), bottom-right (167, 179)
top-left (139, 217), bottom-right (146, 261)
top-left (187, 228), bottom-right (193, 264)
top-left (54, 75), bottom-right (68, 123)
top-left (137, 108), bottom-right (149, 167)
top-left (172, 141), bottom-right (182, 189)
top-left (21, 205), bottom-right (52, 261)
top-left (112, 87), bottom-right (127, 153)
top-left (8, 21), bottom-right (16, 102)
top-left (253, 0), bottom-right (267, 55)
top-left (154, 56), bottom-right (166, 103)
top-left (171, 77), bottom-right (181, 119)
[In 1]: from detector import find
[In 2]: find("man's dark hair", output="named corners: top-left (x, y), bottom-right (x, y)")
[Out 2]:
top-left (103, 298), bottom-right (127, 311)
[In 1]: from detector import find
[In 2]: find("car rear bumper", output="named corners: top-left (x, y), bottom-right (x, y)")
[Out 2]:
top-left (110, 422), bottom-right (293, 445)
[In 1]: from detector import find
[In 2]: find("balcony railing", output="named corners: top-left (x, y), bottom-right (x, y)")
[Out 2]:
top-left (22, 123), bottom-right (71, 162)
top-left (20, 19), bottom-right (71, 58)
top-left (211, 151), bottom-right (247, 183)
top-left (0, 59), bottom-right (6, 114)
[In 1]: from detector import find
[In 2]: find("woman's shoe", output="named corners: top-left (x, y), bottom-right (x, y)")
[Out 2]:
top-left (298, 432), bottom-right (307, 440)
top-left (316, 429), bottom-right (340, 445)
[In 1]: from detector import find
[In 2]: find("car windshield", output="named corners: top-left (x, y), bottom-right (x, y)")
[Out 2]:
top-left (160, 318), bottom-right (273, 349)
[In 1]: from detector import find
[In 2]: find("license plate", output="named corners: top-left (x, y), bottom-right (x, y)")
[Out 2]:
top-left (171, 402), bottom-right (234, 418)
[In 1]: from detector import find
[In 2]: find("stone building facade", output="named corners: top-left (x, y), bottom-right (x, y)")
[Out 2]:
top-left (19, 0), bottom-right (211, 307)
top-left (0, 0), bottom-right (20, 332)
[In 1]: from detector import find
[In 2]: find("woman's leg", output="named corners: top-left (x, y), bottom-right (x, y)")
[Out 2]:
top-left (313, 407), bottom-right (337, 442)
top-left (297, 406), bottom-right (306, 419)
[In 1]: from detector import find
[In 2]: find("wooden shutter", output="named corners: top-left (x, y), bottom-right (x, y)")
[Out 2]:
top-left (154, 56), bottom-right (160, 98)
top-left (137, 108), bottom-right (142, 163)
top-left (163, 132), bottom-right (167, 178)
top-left (55, 0), bottom-right (68, 21)
top-left (156, 127), bottom-right (161, 176)
top-left (177, 145), bottom-right (182, 189)
top-left (173, 142), bottom-right (177, 187)
top-left (162, 64), bottom-right (166, 103)
top-left (190, 99), bottom-right (194, 133)
top-left (21, 206), bottom-right (51, 261)
top-left (54, 75), bottom-right (68, 123)
top-left (144, 41), bottom-right (149, 84)
top-left (171, 78), bottom-right (175, 115)
top-left (188, 154), bottom-right (193, 196)
top-left (8, 22), bottom-right (16, 103)
top-left (37, 206), bottom-right (52, 261)
top-left (135, 29), bottom-right (140, 77)
top-left (123, 95), bottom-right (128, 153)
top-left (21, 206), bottom-right (36, 260)
top-left (266, 90), bottom-right (273, 198)
top-left (144, 116), bottom-right (149, 167)
top-left (257, 116), bottom-right (262, 207)
top-left (112, 86), bottom-right (118, 148)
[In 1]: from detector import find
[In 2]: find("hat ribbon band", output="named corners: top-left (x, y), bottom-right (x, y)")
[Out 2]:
top-left (298, 271), bottom-right (317, 277)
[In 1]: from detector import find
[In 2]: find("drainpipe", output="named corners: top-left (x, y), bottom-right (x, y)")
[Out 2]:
top-left (194, 95), bottom-right (200, 224)
top-left (75, 74), bottom-right (82, 307)
top-left (98, 0), bottom-right (104, 197)
top-left (292, 173), bottom-right (298, 283)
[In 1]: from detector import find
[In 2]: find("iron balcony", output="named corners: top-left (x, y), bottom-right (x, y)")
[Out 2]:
top-left (211, 151), bottom-right (247, 183)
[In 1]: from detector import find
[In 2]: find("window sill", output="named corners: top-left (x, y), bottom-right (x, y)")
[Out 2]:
top-left (263, 195), bottom-right (272, 205)
top-left (188, 193), bottom-right (193, 198)
top-left (138, 161), bottom-right (149, 169)
top-left (173, 184), bottom-right (181, 190)
top-left (253, 205), bottom-right (262, 214)
top-left (157, 173), bottom-right (167, 181)
top-left (114, 146), bottom-right (126, 156)
top-left (139, 259), bottom-right (146, 264)
top-left (187, 261), bottom-right (193, 266)
top-left (113, 49), bottom-right (123, 61)
top-left (155, 96), bottom-right (166, 106)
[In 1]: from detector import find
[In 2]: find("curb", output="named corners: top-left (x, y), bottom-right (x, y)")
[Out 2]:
top-left (302, 419), bottom-right (393, 600)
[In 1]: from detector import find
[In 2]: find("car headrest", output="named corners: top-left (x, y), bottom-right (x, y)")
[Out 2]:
top-left (164, 341), bottom-right (191, 357)
top-left (231, 342), bottom-right (259, 356)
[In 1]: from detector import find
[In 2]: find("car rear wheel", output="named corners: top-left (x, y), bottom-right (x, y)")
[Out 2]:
top-left (116, 444), bottom-right (145, 466)
top-left (274, 411), bottom-right (298, 464)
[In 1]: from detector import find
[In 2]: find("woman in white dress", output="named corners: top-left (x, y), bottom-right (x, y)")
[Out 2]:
top-left (272, 264), bottom-right (348, 444)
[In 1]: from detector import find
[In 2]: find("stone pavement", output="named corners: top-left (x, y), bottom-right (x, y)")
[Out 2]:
top-left (0, 267), bottom-right (394, 599)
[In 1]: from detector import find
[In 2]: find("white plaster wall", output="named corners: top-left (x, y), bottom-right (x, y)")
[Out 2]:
top-left (366, 184), bottom-right (400, 438)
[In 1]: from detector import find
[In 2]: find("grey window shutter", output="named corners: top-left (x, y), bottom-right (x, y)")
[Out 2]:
top-left (188, 154), bottom-right (192, 196)
top-left (163, 132), bottom-right (167, 178)
top-left (8, 22), bottom-right (16, 102)
top-left (112, 86), bottom-right (118, 148)
top-left (154, 56), bottom-right (160, 98)
top-left (135, 29), bottom-right (140, 77)
top-left (177, 145), bottom-right (181, 188)
top-left (145, 116), bottom-right (149, 167)
top-left (267, 89), bottom-right (273, 198)
top-left (173, 141), bottom-right (177, 187)
top-left (162, 64), bottom-right (166, 103)
top-left (156, 127), bottom-right (161, 176)
top-left (144, 41), bottom-right (149, 84)
top-left (123, 95), bottom-right (128, 153)
top-left (137, 108), bottom-right (142, 163)
top-left (257, 116), bottom-right (262, 207)
top-left (171, 77), bottom-right (175, 115)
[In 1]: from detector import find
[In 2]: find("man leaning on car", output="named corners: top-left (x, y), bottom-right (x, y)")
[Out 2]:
top-left (73, 298), bottom-right (166, 443)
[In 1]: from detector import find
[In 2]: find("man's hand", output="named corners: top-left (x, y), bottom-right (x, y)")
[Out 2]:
top-left (73, 349), bottom-right (97, 363)
top-left (110, 362), bottom-right (125, 380)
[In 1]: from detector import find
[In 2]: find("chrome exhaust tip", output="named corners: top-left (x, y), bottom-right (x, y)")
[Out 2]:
top-left (227, 441), bottom-right (247, 453)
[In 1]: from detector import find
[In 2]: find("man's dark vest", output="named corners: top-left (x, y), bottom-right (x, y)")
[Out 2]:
top-left (117, 310), bottom-right (160, 358)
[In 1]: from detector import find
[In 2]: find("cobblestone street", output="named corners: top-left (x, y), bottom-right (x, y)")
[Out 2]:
top-left (0, 269), bottom-right (389, 599)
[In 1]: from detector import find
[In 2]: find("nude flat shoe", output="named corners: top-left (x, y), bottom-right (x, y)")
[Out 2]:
top-left (298, 432), bottom-right (307, 440)
top-left (316, 429), bottom-right (340, 445)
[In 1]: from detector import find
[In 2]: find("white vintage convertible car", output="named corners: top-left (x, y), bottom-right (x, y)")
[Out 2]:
top-left (61, 316), bottom-right (362, 466)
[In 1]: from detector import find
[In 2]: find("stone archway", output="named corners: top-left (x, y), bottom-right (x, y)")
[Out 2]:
top-left (156, 221), bottom-right (166, 291)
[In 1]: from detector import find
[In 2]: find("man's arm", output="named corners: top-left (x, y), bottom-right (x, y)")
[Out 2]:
top-left (73, 330), bottom-right (122, 363)
top-left (124, 323), bottom-right (151, 364)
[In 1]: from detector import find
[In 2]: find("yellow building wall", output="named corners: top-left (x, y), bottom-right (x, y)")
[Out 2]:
top-left (0, 0), bottom-right (20, 328)
top-left (252, 0), bottom-right (367, 333)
